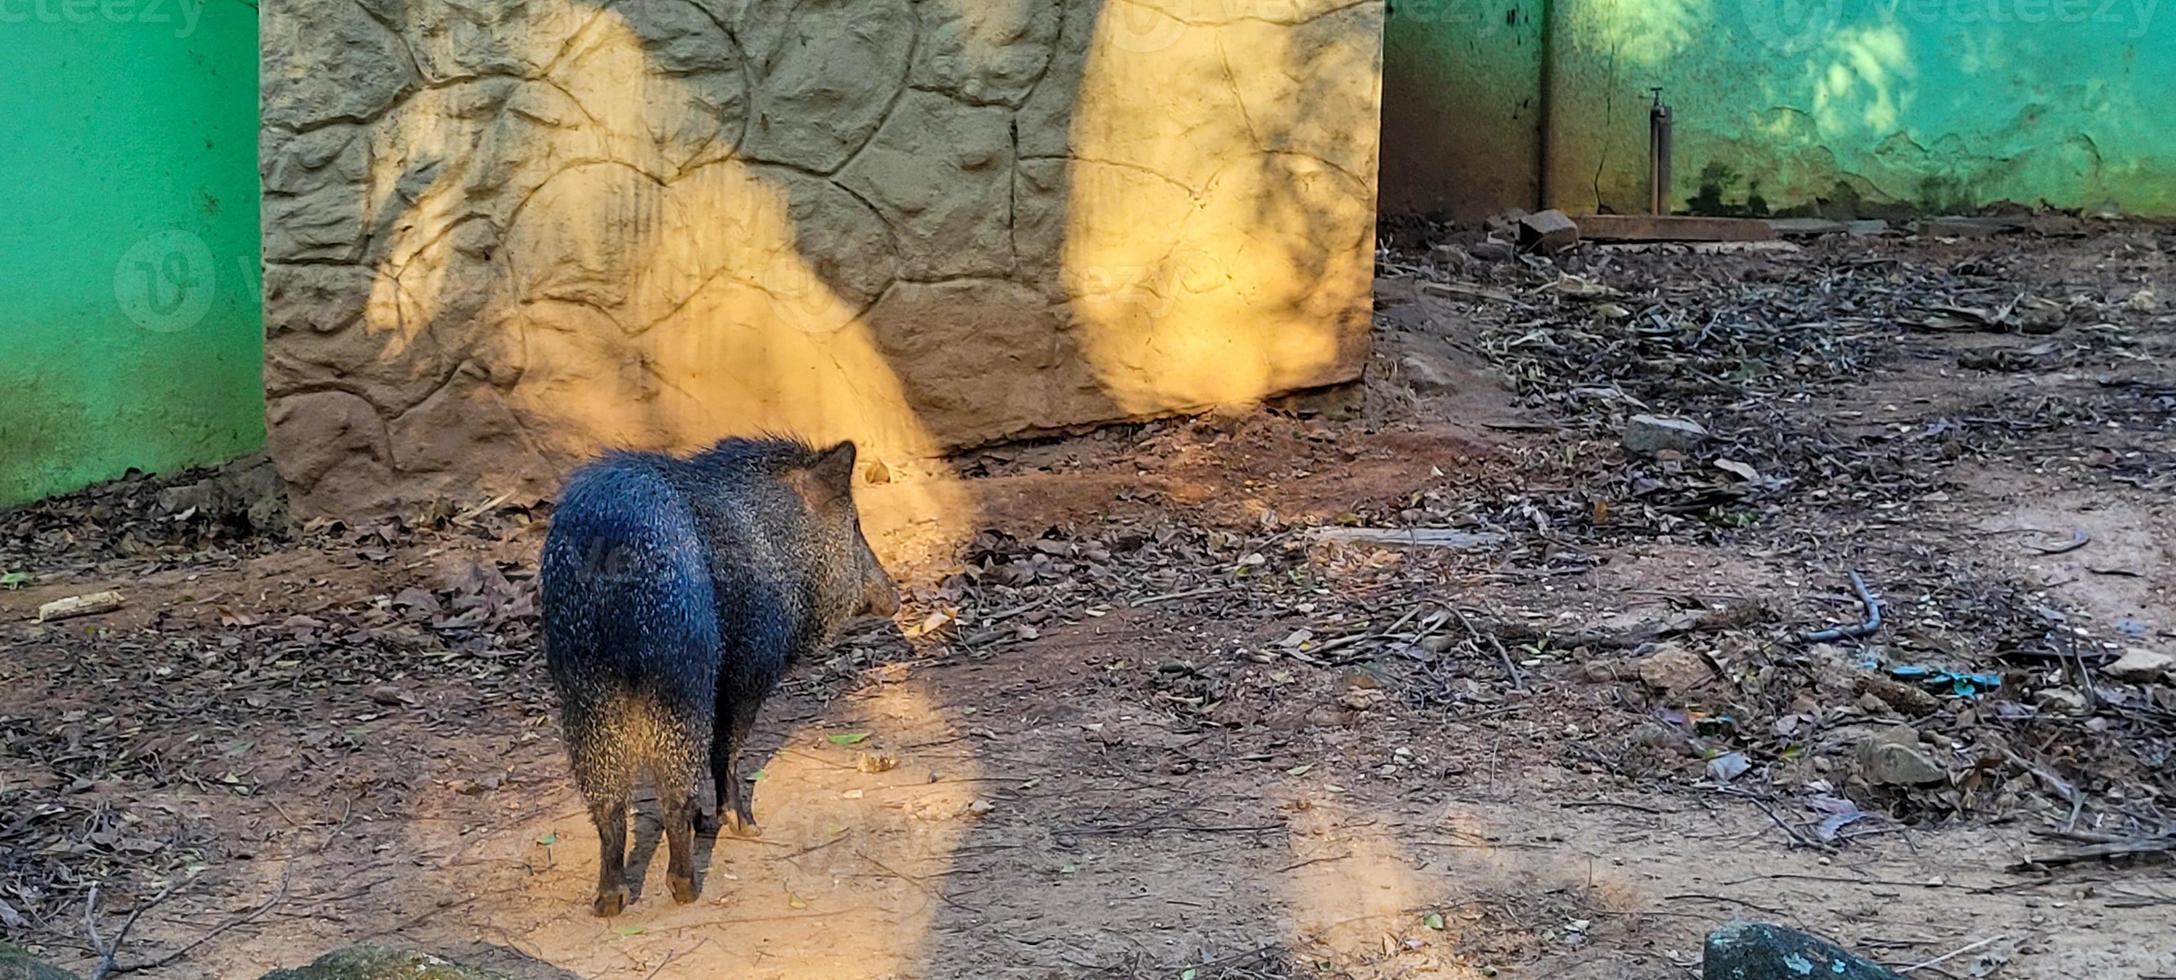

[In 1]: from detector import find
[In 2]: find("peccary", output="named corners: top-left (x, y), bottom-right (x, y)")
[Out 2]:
top-left (540, 438), bottom-right (899, 916)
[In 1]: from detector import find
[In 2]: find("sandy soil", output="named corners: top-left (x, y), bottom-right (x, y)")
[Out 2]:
top-left (3, 222), bottom-right (2174, 979)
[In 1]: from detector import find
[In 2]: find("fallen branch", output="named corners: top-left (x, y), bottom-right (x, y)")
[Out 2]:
top-left (2010, 831), bottom-right (2176, 871)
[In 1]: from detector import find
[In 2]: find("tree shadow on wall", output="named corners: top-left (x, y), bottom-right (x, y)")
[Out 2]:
top-left (259, 0), bottom-right (1380, 965)
top-left (260, 0), bottom-right (1379, 519)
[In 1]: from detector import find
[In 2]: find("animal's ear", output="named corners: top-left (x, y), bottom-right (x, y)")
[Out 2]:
top-left (794, 441), bottom-right (857, 509)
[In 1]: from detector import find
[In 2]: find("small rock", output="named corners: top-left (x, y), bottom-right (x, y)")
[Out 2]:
top-left (1398, 352), bottom-right (1459, 394)
top-left (1703, 921), bottom-right (1906, 980)
top-left (1633, 643), bottom-right (1714, 693)
top-left (2104, 647), bottom-right (2173, 683)
top-left (1516, 209), bottom-right (1581, 255)
top-left (1629, 721), bottom-right (1697, 758)
top-left (1341, 666), bottom-right (1386, 690)
top-left (1579, 660), bottom-right (1622, 683)
top-left (1857, 726), bottom-right (1948, 786)
top-left (1468, 239), bottom-right (1516, 262)
top-left (1622, 415), bottom-right (1709, 456)
top-left (1338, 686), bottom-right (1389, 712)
top-left (2033, 687), bottom-right (2090, 716)
top-left (1856, 674), bottom-right (1940, 716)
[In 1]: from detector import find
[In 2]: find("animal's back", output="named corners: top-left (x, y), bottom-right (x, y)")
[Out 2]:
top-left (540, 453), bottom-right (721, 731)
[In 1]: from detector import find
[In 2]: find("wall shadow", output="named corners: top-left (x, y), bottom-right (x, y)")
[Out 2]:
top-left (258, 0), bottom-right (1381, 545)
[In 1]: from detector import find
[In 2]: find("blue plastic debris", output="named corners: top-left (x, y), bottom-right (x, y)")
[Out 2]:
top-left (1888, 663), bottom-right (2002, 697)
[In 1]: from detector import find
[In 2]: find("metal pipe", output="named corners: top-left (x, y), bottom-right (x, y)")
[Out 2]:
top-left (1648, 87), bottom-right (1673, 215)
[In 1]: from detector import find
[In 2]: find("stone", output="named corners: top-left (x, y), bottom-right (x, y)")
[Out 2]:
top-left (397, 0), bottom-right (586, 83)
top-left (1468, 239), bottom-right (1516, 262)
top-left (837, 91), bottom-right (1016, 279)
top-left (2033, 687), bottom-right (2090, 716)
top-left (1516, 209), bottom-right (1581, 255)
top-left (261, 0), bottom-right (416, 130)
top-left (739, 0), bottom-right (916, 172)
top-left (1703, 921), bottom-right (1905, 980)
top-left (259, 945), bottom-right (508, 980)
top-left (862, 279), bottom-right (1105, 442)
top-left (2105, 647), bottom-right (2174, 683)
top-left (912, 0), bottom-right (1062, 106)
top-left (1856, 726), bottom-right (1948, 786)
top-left (0, 941), bottom-right (75, 980)
top-left (1623, 415), bottom-right (1710, 456)
top-left (1398, 352), bottom-right (1459, 394)
top-left (1632, 643), bottom-right (1713, 693)
top-left (1856, 673), bottom-right (1940, 717)
top-left (550, 0), bottom-right (748, 172)
top-left (155, 455), bottom-right (291, 534)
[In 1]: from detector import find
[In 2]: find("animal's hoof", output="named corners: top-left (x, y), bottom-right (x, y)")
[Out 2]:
top-left (592, 885), bottom-right (631, 918)
top-left (669, 874), bottom-right (698, 904)
top-left (724, 809), bottom-right (762, 839)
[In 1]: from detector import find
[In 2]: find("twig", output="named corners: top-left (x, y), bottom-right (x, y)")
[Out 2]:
top-left (1132, 588), bottom-right (1223, 607)
top-left (1062, 822), bottom-right (1283, 837)
top-left (642, 937), bottom-right (712, 980)
top-left (1714, 788), bottom-right (1824, 849)
top-left (1898, 934), bottom-right (2006, 973)
top-left (1276, 853), bottom-right (1351, 873)
top-left (2024, 529), bottom-right (2089, 555)
top-left (2010, 831), bottom-right (2176, 871)
top-left (1450, 606), bottom-right (1525, 691)
top-left (1561, 798), bottom-right (1678, 815)
top-left (85, 876), bottom-right (193, 980)
top-left (857, 849), bottom-right (981, 915)
top-left (1804, 569), bottom-right (1882, 642)
top-left (108, 864), bottom-right (294, 974)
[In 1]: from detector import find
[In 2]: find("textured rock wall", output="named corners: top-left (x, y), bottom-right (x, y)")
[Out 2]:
top-left (260, 0), bottom-right (1383, 515)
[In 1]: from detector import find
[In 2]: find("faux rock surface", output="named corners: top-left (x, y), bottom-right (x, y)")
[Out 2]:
top-left (261, 0), bottom-right (1384, 515)
top-left (0, 942), bottom-right (75, 980)
top-left (259, 945), bottom-right (507, 980)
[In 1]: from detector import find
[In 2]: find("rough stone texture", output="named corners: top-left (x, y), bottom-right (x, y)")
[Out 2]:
top-left (261, 0), bottom-right (1384, 515)
top-left (0, 942), bottom-right (75, 980)
top-left (259, 945), bottom-right (507, 980)
top-left (1703, 921), bottom-right (1905, 980)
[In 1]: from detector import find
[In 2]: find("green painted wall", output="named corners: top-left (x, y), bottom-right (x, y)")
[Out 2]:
top-left (0, 0), bottom-right (264, 506)
top-left (1384, 0), bottom-right (2176, 218)
top-left (1382, 0), bottom-right (1548, 219)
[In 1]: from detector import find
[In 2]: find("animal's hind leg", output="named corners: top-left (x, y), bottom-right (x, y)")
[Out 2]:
top-left (699, 708), bottom-right (732, 837)
top-left (657, 749), bottom-right (701, 904)
top-left (588, 794), bottom-right (632, 916)
top-left (569, 732), bottom-right (633, 917)
top-left (721, 692), bottom-right (766, 837)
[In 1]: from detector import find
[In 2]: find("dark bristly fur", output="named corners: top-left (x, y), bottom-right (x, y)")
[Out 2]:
top-left (540, 436), bottom-right (898, 916)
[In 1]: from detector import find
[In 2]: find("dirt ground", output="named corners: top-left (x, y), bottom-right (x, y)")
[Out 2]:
top-left (4, 218), bottom-right (2175, 978)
